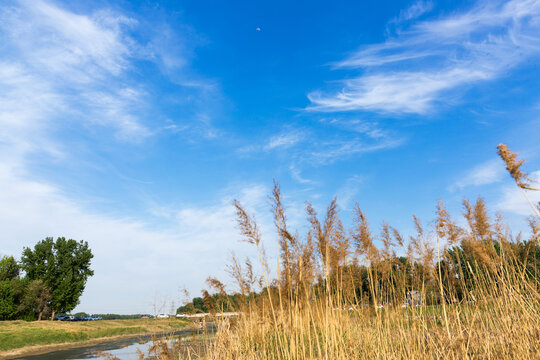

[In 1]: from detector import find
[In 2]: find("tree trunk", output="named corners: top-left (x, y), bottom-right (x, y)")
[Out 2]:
top-left (38, 311), bottom-right (43, 321)
top-left (51, 310), bottom-right (56, 321)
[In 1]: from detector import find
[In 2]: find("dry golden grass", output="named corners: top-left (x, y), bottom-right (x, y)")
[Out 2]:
top-left (199, 182), bottom-right (539, 360)
top-left (143, 144), bottom-right (539, 360)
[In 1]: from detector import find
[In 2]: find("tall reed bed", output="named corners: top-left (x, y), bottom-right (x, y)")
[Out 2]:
top-left (139, 144), bottom-right (539, 359)
top-left (200, 145), bottom-right (539, 360)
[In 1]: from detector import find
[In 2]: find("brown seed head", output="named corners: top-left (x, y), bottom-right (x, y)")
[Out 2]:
top-left (497, 143), bottom-right (535, 189)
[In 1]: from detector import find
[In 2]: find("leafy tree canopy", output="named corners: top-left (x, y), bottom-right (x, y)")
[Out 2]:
top-left (21, 237), bottom-right (94, 315)
top-left (20, 279), bottom-right (52, 321)
top-left (0, 281), bottom-right (16, 320)
top-left (0, 256), bottom-right (20, 281)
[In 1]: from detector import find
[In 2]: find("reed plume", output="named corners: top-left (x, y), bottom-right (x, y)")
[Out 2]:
top-left (168, 152), bottom-right (540, 360)
top-left (497, 143), bottom-right (540, 218)
top-left (200, 188), bottom-right (539, 359)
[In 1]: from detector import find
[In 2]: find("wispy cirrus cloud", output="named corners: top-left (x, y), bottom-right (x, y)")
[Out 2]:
top-left (10, 0), bottom-right (134, 80)
top-left (284, 129), bottom-right (403, 184)
top-left (337, 175), bottom-right (365, 210)
top-left (307, 0), bottom-right (540, 114)
top-left (449, 159), bottom-right (506, 191)
top-left (0, 0), bottom-right (221, 154)
top-left (307, 136), bottom-right (404, 165)
top-left (319, 117), bottom-right (395, 140)
top-left (289, 164), bottom-right (314, 185)
top-left (303, 118), bottom-right (405, 165)
top-left (264, 131), bottom-right (304, 151)
top-left (237, 120), bottom-right (403, 169)
top-left (391, 0), bottom-right (433, 24)
top-left (236, 118), bottom-right (404, 187)
top-left (0, 157), bottom-right (272, 313)
top-left (0, 0), bottom-right (151, 149)
top-left (0, 0), bottom-right (229, 313)
top-left (237, 128), bottom-right (306, 155)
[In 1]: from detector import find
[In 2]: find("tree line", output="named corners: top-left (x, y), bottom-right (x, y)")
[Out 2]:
top-left (182, 144), bottom-right (539, 313)
top-left (185, 190), bottom-right (539, 314)
top-left (0, 237), bottom-right (93, 321)
top-left (181, 221), bottom-right (538, 314)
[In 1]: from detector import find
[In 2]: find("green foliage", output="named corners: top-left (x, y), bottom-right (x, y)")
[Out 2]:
top-left (178, 292), bottom-right (258, 314)
top-left (21, 237), bottom-right (94, 315)
top-left (20, 280), bottom-right (52, 320)
top-left (191, 238), bottom-right (539, 312)
top-left (0, 281), bottom-right (16, 320)
top-left (192, 297), bottom-right (206, 312)
top-left (10, 278), bottom-right (31, 319)
top-left (176, 303), bottom-right (194, 314)
top-left (0, 256), bottom-right (19, 281)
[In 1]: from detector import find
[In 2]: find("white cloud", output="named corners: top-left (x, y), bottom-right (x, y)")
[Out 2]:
top-left (0, 62), bottom-right (62, 156)
top-left (0, 159), bottom-right (271, 313)
top-left (289, 164), bottom-right (314, 185)
top-left (308, 0), bottom-right (540, 114)
top-left (17, 0), bottom-right (133, 79)
top-left (237, 129), bottom-right (305, 155)
top-left (0, 0), bottom-right (231, 314)
top-left (392, 0), bottom-right (433, 23)
top-left (0, 0), bottom-right (151, 145)
top-left (320, 118), bottom-right (389, 139)
top-left (308, 136), bottom-right (405, 165)
top-left (309, 68), bottom-right (490, 114)
top-left (449, 159), bottom-right (506, 191)
top-left (264, 131), bottom-right (304, 151)
top-left (239, 119), bottom-right (403, 169)
top-left (337, 175), bottom-right (365, 210)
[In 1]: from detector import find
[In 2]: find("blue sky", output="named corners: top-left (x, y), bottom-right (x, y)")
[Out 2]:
top-left (1, 0), bottom-right (539, 314)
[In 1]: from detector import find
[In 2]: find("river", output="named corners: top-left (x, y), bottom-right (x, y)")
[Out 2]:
top-left (11, 326), bottom-right (214, 360)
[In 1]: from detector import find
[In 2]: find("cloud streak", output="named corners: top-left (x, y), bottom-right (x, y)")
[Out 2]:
top-left (308, 0), bottom-right (540, 114)
top-left (264, 131), bottom-right (304, 151)
top-left (0, 0), bottom-right (151, 147)
top-left (390, 1), bottom-right (433, 24)
top-left (449, 159), bottom-right (506, 191)
top-left (0, 158), bottom-right (271, 313)
top-left (306, 136), bottom-right (405, 165)
top-left (0, 0), bottom-right (228, 313)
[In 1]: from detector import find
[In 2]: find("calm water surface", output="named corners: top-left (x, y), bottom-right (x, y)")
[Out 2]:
top-left (13, 326), bottom-right (213, 360)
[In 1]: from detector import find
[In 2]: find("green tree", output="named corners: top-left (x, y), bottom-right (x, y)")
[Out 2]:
top-left (176, 303), bottom-right (195, 314)
top-left (0, 256), bottom-right (20, 281)
top-left (192, 297), bottom-right (207, 312)
top-left (21, 237), bottom-right (94, 319)
top-left (20, 280), bottom-right (52, 321)
top-left (0, 281), bottom-right (16, 320)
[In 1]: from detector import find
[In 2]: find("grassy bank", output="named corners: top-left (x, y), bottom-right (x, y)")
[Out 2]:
top-left (0, 318), bottom-right (189, 352)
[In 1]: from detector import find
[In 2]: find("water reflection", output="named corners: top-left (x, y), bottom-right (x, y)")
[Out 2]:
top-left (13, 326), bottom-right (212, 360)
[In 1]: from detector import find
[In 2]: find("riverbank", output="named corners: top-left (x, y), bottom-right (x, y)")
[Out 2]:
top-left (0, 318), bottom-right (192, 359)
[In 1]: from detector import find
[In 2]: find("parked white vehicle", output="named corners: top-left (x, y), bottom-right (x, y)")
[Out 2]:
top-left (156, 314), bottom-right (169, 318)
